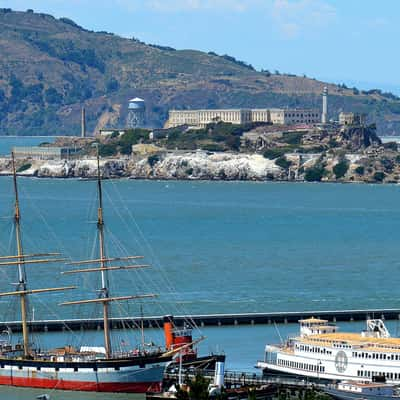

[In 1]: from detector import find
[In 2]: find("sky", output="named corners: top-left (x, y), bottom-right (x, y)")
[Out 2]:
top-left (2, 0), bottom-right (400, 94)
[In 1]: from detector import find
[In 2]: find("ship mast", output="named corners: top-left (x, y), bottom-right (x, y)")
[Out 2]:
top-left (12, 152), bottom-right (29, 357)
top-left (61, 149), bottom-right (156, 359)
top-left (96, 147), bottom-right (111, 358)
top-left (0, 153), bottom-right (76, 358)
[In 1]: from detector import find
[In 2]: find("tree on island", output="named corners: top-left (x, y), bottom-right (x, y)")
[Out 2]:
top-left (333, 160), bottom-right (349, 179)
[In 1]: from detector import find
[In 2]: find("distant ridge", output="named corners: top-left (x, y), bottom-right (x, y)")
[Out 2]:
top-left (1, 8), bottom-right (400, 135)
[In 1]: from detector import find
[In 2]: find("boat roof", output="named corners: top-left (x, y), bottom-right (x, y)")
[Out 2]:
top-left (129, 97), bottom-right (144, 102)
top-left (300, 332), bottom-right (400, 350)
top-left (299, 317), bottom-right (328, 323)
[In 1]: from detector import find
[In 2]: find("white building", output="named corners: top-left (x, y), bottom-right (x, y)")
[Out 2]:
top-left (339, 112), bottom-right (366, 126)
top-left (165, 108), bottom-right (320, 128)
top-left (278, 109), bottom-right (321, 125)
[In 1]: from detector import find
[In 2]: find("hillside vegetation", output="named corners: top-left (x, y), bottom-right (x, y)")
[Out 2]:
top-left (1, 8), bottom-right (400, 135)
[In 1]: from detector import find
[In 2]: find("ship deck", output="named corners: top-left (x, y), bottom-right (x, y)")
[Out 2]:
top-left (298, 333), bottom-right (400, 350)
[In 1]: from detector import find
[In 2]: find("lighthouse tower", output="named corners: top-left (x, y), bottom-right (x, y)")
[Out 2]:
top-left (321, 87), bottom-right (328, 124)
top-left (127, 97), bottom-right (145, 128)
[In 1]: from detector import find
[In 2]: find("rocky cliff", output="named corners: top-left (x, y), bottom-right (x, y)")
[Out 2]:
top-left (2, 145), bottom-right (399, 183)
top-left (0, 152), bottom-right (282, 180)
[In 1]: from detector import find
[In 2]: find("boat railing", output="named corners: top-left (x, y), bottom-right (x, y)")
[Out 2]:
top-left (112, 349), bottom-right (164, 359)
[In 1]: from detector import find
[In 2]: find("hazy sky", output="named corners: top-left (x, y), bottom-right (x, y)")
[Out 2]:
top-left (2, 0), bottom-right (399, 94)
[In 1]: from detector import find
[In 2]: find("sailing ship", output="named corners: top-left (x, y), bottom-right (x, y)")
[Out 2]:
top-left (257, 317), bottom-right (400, 384)
top-left (0, 151), bottom-right (181, 393)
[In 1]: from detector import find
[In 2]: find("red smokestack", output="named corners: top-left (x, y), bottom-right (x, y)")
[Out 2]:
top-left (163, 315), bottom-right (174, 350)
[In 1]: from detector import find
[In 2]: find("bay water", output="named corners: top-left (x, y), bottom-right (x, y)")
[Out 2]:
top-left (1, 178), bottom-right (399, 318)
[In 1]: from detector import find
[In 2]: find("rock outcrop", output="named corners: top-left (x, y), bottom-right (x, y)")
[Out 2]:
top-left (128, 151), bottom-right (282, 180)
top-left (1, 146), bottom-right (399, 183)
top-left (0, 151), bottom-right (283, 180)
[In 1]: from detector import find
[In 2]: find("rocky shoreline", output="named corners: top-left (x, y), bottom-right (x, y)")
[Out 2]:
top-left (0, 151), bottom-right (281, 180)
top-left (0, 149), bottom-right (398, 183)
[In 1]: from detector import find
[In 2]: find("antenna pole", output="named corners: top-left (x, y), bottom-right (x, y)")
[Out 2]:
top-left (11, 153), bottom-right (30, 357)
top-left (96, 147), bottom-right (111, 358)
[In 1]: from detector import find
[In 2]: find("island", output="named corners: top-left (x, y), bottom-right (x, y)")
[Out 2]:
top-left (1, 120), bottom-right (399, 183)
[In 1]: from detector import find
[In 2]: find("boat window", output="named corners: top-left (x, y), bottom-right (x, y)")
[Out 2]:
top-left (74, 367), bottom-right (78, 372)
top-left (36, 367), bottom-right (41, 371)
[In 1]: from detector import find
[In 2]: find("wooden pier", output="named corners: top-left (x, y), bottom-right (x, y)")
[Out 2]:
top-left (1, 308), bottom-right (400, 332)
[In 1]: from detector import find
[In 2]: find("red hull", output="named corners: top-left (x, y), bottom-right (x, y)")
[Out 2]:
top-left (0, 375), bottom-right (160, 393)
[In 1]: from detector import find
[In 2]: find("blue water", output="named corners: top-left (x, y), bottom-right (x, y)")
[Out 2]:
top-left (1, 179), bottom-right (400, 319)
top-left (0, 136), bottom-right (55, 155)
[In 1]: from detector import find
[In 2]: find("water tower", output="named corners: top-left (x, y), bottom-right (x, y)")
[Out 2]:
top-left (127, 97), bottom-right (145, 128)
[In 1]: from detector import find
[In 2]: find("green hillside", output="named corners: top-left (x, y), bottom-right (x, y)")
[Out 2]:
top-left (1, 8), bottom-right (400, 135)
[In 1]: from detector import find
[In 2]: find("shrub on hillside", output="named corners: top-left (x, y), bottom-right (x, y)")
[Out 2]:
top-left (45, 87), bottom-right (63, 104)
top-left (355, 166), bottom-right (364, 175)
top-left (280, 132), bottom-right (304, 145)
top-left (201, 143), bottom-right (224, 152)
top-left (305, 165), bottom-right (326, 182)
top-left (119, 129), bottom-right (149, 154)
top-left (263, 148), bottom-right (287, 160)
top-left (275, 156), bottom-right (292, 169)
top-left (98, 143), bottom-right (117, 157)
top-left (373, 171), bottom-right (385, 182)
top-left (333, 160), bottom-right (349, 179)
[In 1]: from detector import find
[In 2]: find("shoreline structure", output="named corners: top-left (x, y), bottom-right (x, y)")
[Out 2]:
top-left (0, 149), bottom-right (396, 183)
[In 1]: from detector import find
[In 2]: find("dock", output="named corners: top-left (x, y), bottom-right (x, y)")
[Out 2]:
top-left (158, 370), bottom-right (325, 399)
top-left (164, 370), bottom-right (314, 388)
top-left (2, 308), bottom-right (400, 332)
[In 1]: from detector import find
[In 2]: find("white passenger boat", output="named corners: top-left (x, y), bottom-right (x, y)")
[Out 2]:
top-left (257, 317), bottom-right (400, 383)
